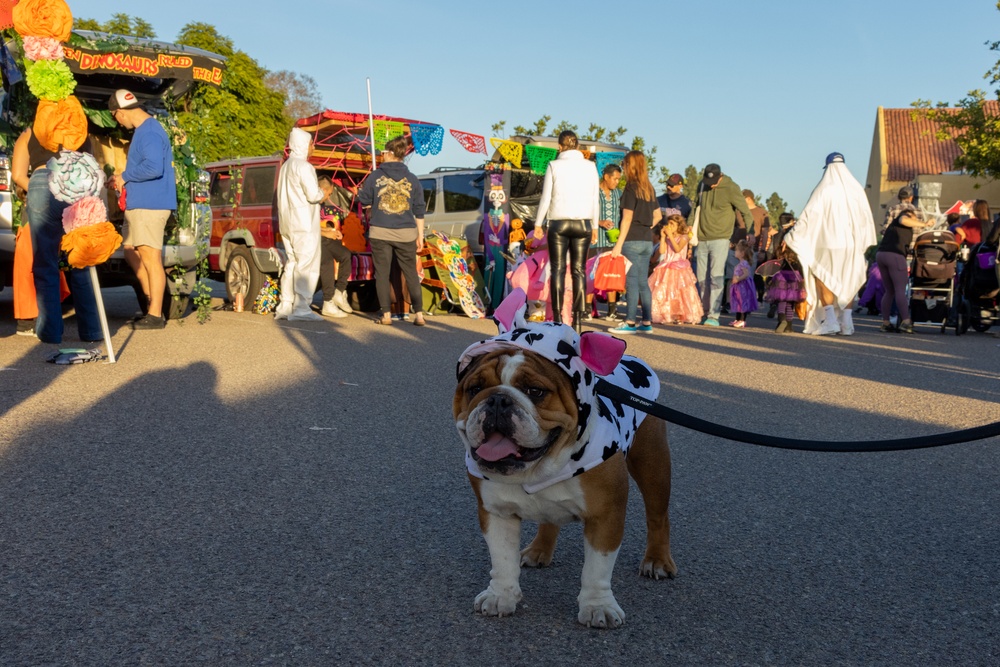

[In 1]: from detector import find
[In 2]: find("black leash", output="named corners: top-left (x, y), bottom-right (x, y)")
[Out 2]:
top-left (594, 379), bottom-right (1000, 453)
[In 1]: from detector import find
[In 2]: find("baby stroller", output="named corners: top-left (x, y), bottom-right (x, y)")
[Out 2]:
top-left (908, 230), bottom-right (959, 333)
top-left (955, 240), bottom-right (999, 335)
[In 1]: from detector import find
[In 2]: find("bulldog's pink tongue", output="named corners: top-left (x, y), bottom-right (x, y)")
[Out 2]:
top-left (476, 433), bottom-right (520, 461)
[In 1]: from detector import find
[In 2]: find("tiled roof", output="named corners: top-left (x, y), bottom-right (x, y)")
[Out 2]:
top-left (884, 101), bottom-right (1000, 182)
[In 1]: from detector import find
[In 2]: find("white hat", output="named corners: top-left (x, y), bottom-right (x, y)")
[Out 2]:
top-left (108, 89), bottom-right (141, 112)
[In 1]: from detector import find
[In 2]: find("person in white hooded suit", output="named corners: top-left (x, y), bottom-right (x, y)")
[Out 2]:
top-left (784, 152), bottom-right (876, 336)
top-left (275, 127), bottom-right (326, 321)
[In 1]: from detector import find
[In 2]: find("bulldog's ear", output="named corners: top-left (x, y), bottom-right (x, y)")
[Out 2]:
top-left (493, 287), bottom-right (527, 333)
top-left (579, 332), bottom-right (626, 376)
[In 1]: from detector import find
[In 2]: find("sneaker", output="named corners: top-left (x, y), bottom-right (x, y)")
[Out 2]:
top-left (637, 323), bottom-right (653, 333)
top-left (583, 312), bottom-right (594, 322)
top-left (131, 314), bottom-right (165, 330)
top-left (898, 319), bottom-right (915, 334)
top-left (766, 303), bottom-right (778, 319)
top-left (322, 299), bottom-right (348, 318)
top-left (16, 320), bottom-right (35, 336)
top-left (288, 311), bottom-right (325, 322)
top-left (609, 322), bottom-right (638, 335)
top-left (817, 317), bottom-right (841, 336)
top-left (702, 318), bottom-right (720, 327)
top-left (731, 320), bottom-right (746, 328)
top-left (603, 313), bottom-right (621, 322)
top-left (880, 322), bottom-right (896, 333)
top-left (333, 289), bottom-right (353, 314)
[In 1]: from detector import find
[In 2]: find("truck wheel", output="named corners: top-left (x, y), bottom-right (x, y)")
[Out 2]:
top-left (225, 246), bottom-right (263, 305)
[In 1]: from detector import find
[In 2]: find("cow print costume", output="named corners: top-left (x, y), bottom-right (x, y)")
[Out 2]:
top-left (458, 288), bottom-right (659, 494)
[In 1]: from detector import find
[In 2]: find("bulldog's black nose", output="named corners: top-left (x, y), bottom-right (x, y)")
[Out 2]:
top-left (485, 393), bottom-right (513, 410)
top-left (482, 392), bottom-right (514, 435)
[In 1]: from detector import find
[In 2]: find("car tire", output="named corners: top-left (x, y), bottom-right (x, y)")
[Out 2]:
top-left (225, 245), bottom-right (263, 305)
top-left (163, 290), bottom-right (190, 321)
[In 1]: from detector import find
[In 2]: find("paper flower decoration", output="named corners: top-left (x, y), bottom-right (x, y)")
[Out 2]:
top-left (25, 59), bottom-right (76, 100)
top-left (62, 196), bottom-right (108, 233)
top-left (33, 95), bottom-right (88, 151)
top-left (23, 35), bottom-right (64, 61)
top-left (46, 150), bottom-right (105, 203)
top-left (60, 222), bottom-right (122, 269)
top-left (12, 0), bottom-right (73, 43)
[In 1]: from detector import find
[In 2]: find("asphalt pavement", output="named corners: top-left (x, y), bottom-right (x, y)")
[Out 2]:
top-left (1, 285), bottom-right (998, 666)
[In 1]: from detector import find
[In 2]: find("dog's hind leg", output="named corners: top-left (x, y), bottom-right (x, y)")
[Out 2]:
top-left (521, 523), bottom-right (560, 567)
top-left (626, 417), bottom-right (678, 579)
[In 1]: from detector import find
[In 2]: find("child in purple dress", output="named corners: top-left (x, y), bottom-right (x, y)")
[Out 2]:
top-left (728, 240), bottom-right (758, 328)
top-left (767, 242), bottom-right (806, 333)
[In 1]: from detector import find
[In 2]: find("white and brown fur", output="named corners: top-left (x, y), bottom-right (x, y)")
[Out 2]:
top-left (455, 347), bottom-right (676, 628)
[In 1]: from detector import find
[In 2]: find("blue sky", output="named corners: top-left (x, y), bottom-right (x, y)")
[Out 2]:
top-left (74, 0), bottom-right (999, 211)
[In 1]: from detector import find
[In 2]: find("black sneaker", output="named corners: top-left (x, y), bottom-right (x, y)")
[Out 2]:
top-left (131, 315), bottom-right (165, 330)
top-left (16, 319), bottom-right (36, 336)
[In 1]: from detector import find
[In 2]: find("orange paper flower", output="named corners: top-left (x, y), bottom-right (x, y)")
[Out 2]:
top-left (61, 222), bottom-right (122, 269)
top-left (12, 0), bottom-right (73, 42)
top-left (33, 95), bottom-right (87, 151)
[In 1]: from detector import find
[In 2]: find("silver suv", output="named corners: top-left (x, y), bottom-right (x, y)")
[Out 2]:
top-left (416, 137), bottom-right (626, 255)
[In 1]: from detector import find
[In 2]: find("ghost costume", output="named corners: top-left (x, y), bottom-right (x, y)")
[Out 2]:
top-left (275, 127), bottom-right (325, 320)
top-left (458, 288), bottom-right (659, 494)
top-left (784, 155), bottom-right (876, 335)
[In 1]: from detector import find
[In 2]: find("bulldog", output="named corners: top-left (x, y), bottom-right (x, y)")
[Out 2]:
top-left (454, 289), bottom-right (676, 628)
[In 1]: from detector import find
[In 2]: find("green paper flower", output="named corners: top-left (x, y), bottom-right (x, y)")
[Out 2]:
top-left (25, 59), bottom-right (77, 101)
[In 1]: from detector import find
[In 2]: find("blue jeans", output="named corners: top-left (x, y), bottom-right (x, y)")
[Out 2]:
top-left (28, 169), bottom-right (101, 344)
top-left (621, 240), bottom-right (653, 323)
top-left (695, 238), bottom-right (730, 319)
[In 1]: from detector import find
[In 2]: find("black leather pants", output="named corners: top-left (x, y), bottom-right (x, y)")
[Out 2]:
top-left (546, 219), bottom-right (592, 326)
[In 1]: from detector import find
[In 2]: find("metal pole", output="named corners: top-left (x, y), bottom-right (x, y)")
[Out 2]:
top-left (366, 77), bottom-right (376, 169)
top-left (88, 265), bottom-right (116, 363)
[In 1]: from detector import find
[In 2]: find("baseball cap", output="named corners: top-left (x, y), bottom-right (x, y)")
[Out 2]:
top-left (702, 163), bottom-right (722, 187)
top-left (825, 152), bottom-right (845, 166)
top-left (898, 187), bottom-right (912, 199)
top-left (666, 173), bottom-right (684, 187)
top-left (108, 89), bottom-right (141, 112)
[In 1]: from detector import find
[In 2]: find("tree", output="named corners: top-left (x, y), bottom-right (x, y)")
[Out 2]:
top-left (74, 13), bottom-right (156, 37)
top-left (683, 164), bottom-right (700, 201)
top-left (264, 70), bottom-right (324, 121)
top-left (910, 4), bottom-right (1000, 180)
top-left (765, 192), bottom-right (788, 227)
top-left (512, 115), bottom-right (550, 137)
top-left (174, 22), bottom-right (290, 163)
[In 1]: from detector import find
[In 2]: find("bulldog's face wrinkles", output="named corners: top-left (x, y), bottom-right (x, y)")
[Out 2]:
top-left (455, 349), bottom-right (579, 479)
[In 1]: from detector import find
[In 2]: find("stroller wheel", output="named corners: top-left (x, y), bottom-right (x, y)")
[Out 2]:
top-left (971, 320), bottom-right (992, 333)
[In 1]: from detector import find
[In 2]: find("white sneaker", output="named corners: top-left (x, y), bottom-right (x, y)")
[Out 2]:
top-left (333, 289), bottom-right (353, 314)
top-left (839, 309), bottom-right (854, 336)
top-left (322, 299), bottom-right (348, 318)
top-left (817, 307), bottom-right (841, 336)
top-left (288, 311), bottom-right (325, 322)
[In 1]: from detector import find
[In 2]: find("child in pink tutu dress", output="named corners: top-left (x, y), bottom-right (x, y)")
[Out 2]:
top-left (649, 214), bottom-right (704, 324)
top-left (728, 239), bottom-right (758, 327)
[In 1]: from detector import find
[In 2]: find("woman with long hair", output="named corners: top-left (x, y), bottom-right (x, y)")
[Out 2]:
top-left (608, 151), bottom-right (662, 334)
top-left (955, 199), bottom-right (989, 247)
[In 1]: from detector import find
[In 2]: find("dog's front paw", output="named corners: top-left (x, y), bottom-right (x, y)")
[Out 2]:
top-left (474, 586), bottom-right (521, 617)
top-left (577, 595), bottom-right (625, 629)
top-left (640, 554), bottom-right (678, 580)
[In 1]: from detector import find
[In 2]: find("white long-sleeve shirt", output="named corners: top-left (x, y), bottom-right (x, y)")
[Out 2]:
top-left (534, 150), bottom-right (601, 229)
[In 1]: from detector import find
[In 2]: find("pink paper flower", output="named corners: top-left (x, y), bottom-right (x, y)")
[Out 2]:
top-left (62, 196), bottom-right (108, 233)
top-left (23, 36), bottom-right (64, 61)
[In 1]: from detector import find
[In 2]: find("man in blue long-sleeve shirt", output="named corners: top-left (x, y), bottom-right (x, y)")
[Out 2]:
top-left (109, 89), bottom-right (177, 330)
